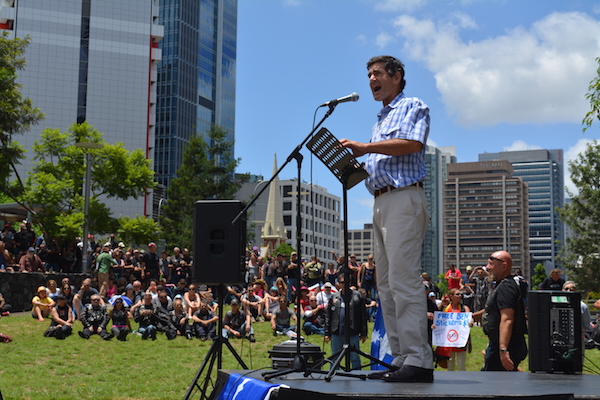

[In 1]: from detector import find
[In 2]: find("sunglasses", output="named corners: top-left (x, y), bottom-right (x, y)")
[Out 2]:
top-left (488, 255), bottom-right (505, 262)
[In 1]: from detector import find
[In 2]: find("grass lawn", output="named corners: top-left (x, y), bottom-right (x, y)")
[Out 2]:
top-left (1, 310), bottom-right (599, 399)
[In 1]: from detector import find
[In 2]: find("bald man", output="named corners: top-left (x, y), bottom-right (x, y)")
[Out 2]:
top-left (479, 251), bottom-right (527, 371)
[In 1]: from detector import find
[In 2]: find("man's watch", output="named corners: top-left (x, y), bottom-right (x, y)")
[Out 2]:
top-left (500, 348), bottom-right (509, 353)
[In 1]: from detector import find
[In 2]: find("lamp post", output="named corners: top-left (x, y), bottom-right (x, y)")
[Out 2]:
top-left (74, 142), bottom-right (103, 273)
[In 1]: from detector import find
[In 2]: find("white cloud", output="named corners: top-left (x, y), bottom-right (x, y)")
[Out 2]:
top-left (355, 34), bottom-right (368, 47)
top-left (503, 140), bottom-right (542, 152)
top-left (376, 32), bottom-right (395, 49)
top-left (564, 138), bottom-right (597, 195)
top-left (391, 12), bottom-right (600, 127)
top-left (374, 0), bottom-right (428, 12)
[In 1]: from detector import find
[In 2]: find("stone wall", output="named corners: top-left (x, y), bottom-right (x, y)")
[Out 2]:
top-left (0, 272), bottom-right (92, 312)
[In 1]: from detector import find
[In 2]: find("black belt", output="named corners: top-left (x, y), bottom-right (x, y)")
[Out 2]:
top-left (374, 181), bottom-right (423, 198)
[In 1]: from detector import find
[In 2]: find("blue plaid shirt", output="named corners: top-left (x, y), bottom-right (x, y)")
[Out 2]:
top-left (365, 93), bottom-right (429, 195)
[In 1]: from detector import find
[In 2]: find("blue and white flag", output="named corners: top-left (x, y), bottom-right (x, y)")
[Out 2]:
top-left (217, 373), bottom-right (282, 400)
top-left (369, 300), bottom-right (394, 370)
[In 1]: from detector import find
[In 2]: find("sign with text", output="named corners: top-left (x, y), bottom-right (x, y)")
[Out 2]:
top-left (432, 311), bottom-right (472, 347)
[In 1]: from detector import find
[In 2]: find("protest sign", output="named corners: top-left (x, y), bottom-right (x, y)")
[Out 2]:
top-left (432, 311), bottom-right (472, 348)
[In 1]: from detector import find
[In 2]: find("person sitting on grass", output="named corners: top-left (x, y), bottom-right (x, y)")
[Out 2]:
top-left (303, 295), bottom-right (325, 336)
top-left (192, 299), bottom-right (218, 340)
top-left (222, 299), bottom-right (255, 342)
top-left (78, 294), bottom-right (114, 340)
top-left (73, 278), bottom-right (102, 319)
top-left (184, 284), bottom-right (202, 316)
top-left (45, 295), bottom-right (73, 339)
top-left (170, 298), bottom-right (193, 340)
top-left (204, 292), bottom-right (219, 314)
top-left (109, 297), bottom-right (131, 341)
top-left (134, 292), bottom-right (160, 340)
top-left (241, 284), bottom-right (264, 322)
top-left (271, 298), bottom-right (297, 337)
top-left (32, 286), bottom-right (55, 321)
top-left (264, 286), bottom-right (280, 321)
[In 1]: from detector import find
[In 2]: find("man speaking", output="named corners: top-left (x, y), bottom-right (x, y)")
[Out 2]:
top-left (341, 55), bottom-right (433, 383)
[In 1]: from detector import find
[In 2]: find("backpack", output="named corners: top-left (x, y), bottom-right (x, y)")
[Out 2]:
top-left (306, 262), bottom-right (322, 280)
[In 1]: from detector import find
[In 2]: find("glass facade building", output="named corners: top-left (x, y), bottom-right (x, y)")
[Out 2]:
top-left (0, 0), bottom-right (162, 218)
top-left (422, 145), bottom-right (456, 278)
top-left (155, 0), bottom-right (237, 209)
top-left (479, 149), bottom-right (564, 269)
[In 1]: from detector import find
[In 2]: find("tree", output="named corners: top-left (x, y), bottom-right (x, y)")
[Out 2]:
top-left (583, 57), bottom-right (600, 132)
top-left (531, 263), bottom-right (547, 289)
top-left (13, 122), bottom-right (156, 241)
top-left (557, 140), bottom-right (600, 292)
top-left (160, 125), bottom-right (248, 250)
top-left (272, 243), bottom-right (295, 258)
top-left (0, 33), bottom-right (44, 199)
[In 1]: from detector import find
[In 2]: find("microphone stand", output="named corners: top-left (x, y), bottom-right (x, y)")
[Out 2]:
top-left (233, 104), bottom-right (337, 381)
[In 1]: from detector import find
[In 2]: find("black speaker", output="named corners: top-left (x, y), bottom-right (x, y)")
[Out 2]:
top-left (193, 200), bottom-right (246, 284)
top-left (528, 290), bottom-right (582, 373)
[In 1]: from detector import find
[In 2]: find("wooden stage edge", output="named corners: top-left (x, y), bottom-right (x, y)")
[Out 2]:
top-left (217, 369), bottom-right (600, 400)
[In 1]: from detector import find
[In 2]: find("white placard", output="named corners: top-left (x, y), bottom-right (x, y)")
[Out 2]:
top-left (432, 311), bottom-right (472, 348)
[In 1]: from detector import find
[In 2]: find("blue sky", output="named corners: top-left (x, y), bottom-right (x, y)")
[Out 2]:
top-left (234, 0), bottom-right (600, 229)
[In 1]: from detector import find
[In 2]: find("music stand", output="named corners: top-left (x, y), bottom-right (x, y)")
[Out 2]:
top-left (306, 127), bottom-right (395, 381)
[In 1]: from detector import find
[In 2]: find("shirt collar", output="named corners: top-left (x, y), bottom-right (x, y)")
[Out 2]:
top-left (377, 92), bottom-right (405, 118)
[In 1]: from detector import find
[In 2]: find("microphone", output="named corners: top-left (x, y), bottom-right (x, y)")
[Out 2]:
top-left (320, 92), bottom-right (359, 107)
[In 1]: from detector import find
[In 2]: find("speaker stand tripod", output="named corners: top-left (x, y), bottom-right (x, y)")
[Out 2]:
top-left (183, 284), bottom-right (248, 400)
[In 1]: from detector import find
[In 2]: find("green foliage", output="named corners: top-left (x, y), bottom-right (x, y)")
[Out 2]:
top-left (117, 215), bottom-right (159, 248)
top-left (161, 125), bottom-right (248, 250)
top-left (272, 242), bottom-right (295, 257)
top-left (583, 57), bottom-right (600, 132)
top-left (531, 263), bottom-right (547, 289)
top-left (15, 122), bottom-right (155, 240)
top-left (557, 140), bottom-right (600, 293)
top-left (0, 32), bottom-right (44, 198)
top-left (436, 272), bottom-right (448, 296)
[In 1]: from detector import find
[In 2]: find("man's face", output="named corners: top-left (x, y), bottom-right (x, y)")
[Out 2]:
top-left (486, 254), bottom-right (507, 279)
top-left (144, 295), bottom-right (153, 305)
top-left (158, 293), bottom-right (168, 304)
top-left (368, 62), bottom-right (401, 106)
top-left (91, 296), bottom-right (101, 307)
top-left (551, 273), bottom-right (560, 282)
top-left (291, 253), bottom-right (297, 260)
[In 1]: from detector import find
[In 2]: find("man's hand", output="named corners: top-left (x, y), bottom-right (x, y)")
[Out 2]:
top-left (324, 336), bottom-right (331, 343)
top-left (232, 330), bottom-right (241, 338)
top-left (340, 139), bottom-right (367, 157)
top-left (500, 350), bottom-right (514, 371)
top-left (360, 336), bottom-right (367, 343)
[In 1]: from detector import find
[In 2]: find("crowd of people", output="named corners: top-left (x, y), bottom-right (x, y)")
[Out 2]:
top-left (21, 239), bottom-right (379, 348)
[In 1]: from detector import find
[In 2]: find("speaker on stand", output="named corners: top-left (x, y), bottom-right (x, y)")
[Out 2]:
top-left (192, 200), bottom-right (246, 285)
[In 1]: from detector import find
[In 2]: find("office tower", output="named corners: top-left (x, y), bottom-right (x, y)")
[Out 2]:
top-left (422, 145), bottom-right (456, 278)
top-left (444, 161), bottom-right (530, 274)
top-left (0, 0), bottom-right (163, 218)
top-left (479, 149), bottom-right (564, 269)
top-left (154, 0), bottom-right (237, 216)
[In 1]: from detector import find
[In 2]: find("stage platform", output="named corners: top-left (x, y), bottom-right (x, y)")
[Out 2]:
top-left (216, 369), bottom-right (600, 400)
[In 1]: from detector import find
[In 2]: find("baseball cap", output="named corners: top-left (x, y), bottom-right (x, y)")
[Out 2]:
top-left (466, 265), bottom-right (473, 271)
top-left (28, 247), bottom-right (35, 252)
top-left (148, 242), bottom-right (157, 247)
top-left (324, 282), bottom-right (332, 288)
top-left (37, 286), bottom-right (46, 293)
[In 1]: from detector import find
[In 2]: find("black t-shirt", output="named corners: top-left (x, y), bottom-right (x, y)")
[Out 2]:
top-left (482, 276), bottom-right (526, 341)
top-left (538, 277), bottom-right (565, 291)
top-left (80, 288), bottom-right (100, 305)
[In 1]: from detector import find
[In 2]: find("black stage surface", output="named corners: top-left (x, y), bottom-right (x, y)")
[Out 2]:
top-left (217, 369), bottom-right (600, 400)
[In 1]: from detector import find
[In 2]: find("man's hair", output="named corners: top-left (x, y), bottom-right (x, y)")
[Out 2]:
top-left (367, 55), bottom-right (406, 92)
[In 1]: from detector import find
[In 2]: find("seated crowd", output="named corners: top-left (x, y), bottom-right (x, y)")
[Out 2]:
top-left (28, 242), bottom-right (379, 346)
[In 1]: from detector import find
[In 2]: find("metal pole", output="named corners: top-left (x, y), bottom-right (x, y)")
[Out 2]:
top-left (81, 151), bottom-right (92, 273)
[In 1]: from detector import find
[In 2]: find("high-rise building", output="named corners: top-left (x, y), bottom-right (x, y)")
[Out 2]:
top-left (235, 177), bottom-right (341, 265)
top-left (154, 0), bottom-right (237, 216)
top-left (345, 223), bottom-right (373, 264)
top-left (479, 149), bottom-right (564, 269)
top-left (422, 145), bottom-right (456, 278)
top-left (444, 161), bottom-right (530, 275)
top-left (1, 0), bottom-right (163, 218)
